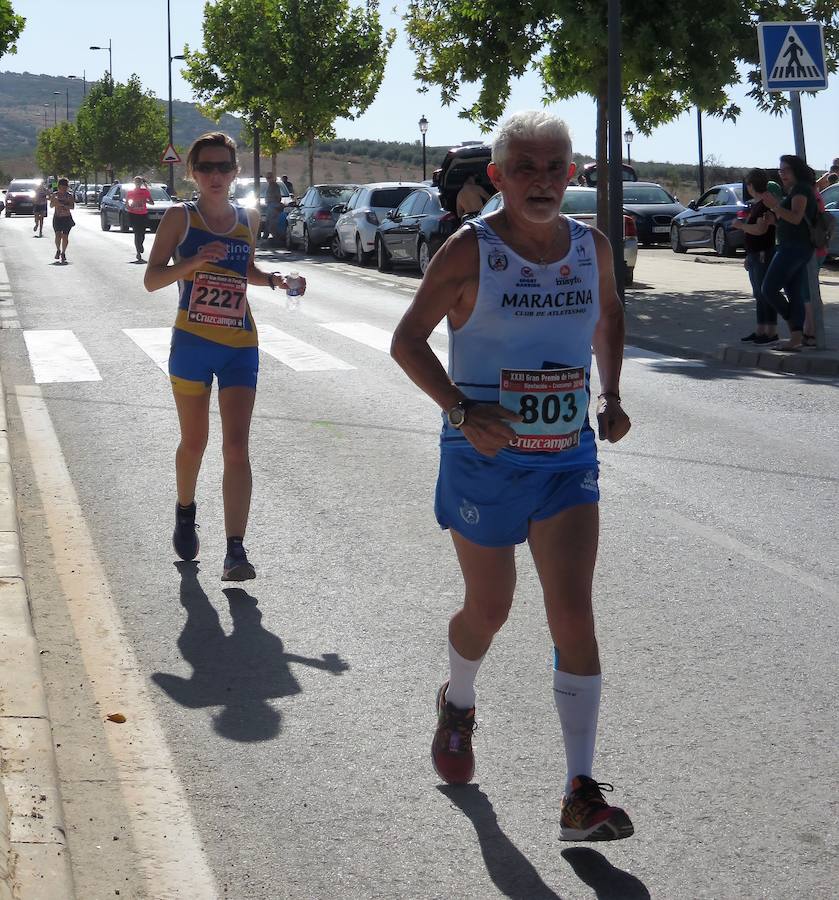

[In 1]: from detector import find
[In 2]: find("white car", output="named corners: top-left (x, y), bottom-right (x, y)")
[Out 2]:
top-left (333, 182), bottom-right (426, 265)
top-left (481, 187), bottom-right (639, 285)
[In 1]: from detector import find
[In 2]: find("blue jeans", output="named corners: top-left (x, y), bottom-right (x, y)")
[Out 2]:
top-left (761, 242), bottom-right (813, 332)
top-left (746, 250), bottom-right (777, 327)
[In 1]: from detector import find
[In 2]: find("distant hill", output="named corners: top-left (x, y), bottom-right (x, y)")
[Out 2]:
top-left (0, 70), bottom-right (746, 199)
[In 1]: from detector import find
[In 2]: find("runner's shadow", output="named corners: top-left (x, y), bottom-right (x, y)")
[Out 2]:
top-left (438, 785), bottom-right (565, 899)
top-left (561, 848), bottom-right (650, 899)
top-left (152, 561), bottom-right (349, 742)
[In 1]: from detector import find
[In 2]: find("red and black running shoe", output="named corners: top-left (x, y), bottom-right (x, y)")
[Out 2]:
top-left (559, 775), bottom-right (634, 841)
top-left (431, 682), bottom-right (476, 785)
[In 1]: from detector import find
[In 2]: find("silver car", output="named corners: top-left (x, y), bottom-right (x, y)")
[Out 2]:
top-left (820, 183), bottom-right (839, 260)
top-left (333, 182), bottom-right (426, 265)
top-left (99, 183), bottom-right (178, 233)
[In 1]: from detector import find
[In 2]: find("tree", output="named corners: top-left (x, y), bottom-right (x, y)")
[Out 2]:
top-left (0, 0), bottom-right (24, 60)
top-left (75, 74), bottom-right (168, 178)
top-left (35, 121), bottom-right (83, 176)
top-left (406, 0), bottom-right (839, 227)
top-left (183, 0), bottom-right (395, 186)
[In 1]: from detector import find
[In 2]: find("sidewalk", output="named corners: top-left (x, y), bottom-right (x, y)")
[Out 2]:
top-left (623, 253), bottom-right (839, 377)
top-left (0, 371), bottom-right (75, 897)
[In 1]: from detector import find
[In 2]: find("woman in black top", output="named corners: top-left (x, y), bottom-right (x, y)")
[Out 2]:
top-left (758, 155), bottom-right (817, 351)
top-left (731, 168), bottom-right (778, 344)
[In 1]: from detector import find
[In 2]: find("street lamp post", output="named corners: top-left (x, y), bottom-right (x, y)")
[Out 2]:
top-left (68, 71), bottom-right (86, 100)
top-left (419, 115), bottom-right (428, 181)
top-left (89, 39), bottom-right (113, 79)
top-left (624, 128), bottom-right (634, 166)
top-left (53, 92), bottom-right (60, 125)
top-left (166, 0), bottom-right (186, 195)
top-left (42, 105), bottom-right (48, 128)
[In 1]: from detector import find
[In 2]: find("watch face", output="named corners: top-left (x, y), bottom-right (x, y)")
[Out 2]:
top-left (448, 406), bottom-right (466, 428)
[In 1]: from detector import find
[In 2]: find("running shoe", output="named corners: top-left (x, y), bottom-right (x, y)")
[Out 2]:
top-left (60, 253), bottom-right (66, 264)
top-left (740, 332), bottom-right (758, 342)
top-left (221, 544), bottom-right (256, 581)
top-left (431, 682), bottom-right (476, 784)
top-left (559, 775), bottom-right (634, 842)
top-left (754, 334), bottom-right (779, 345)
top-left (54, 250), bottom-right (60, 260)
top-left (172, 501), bottom-right (200, 561)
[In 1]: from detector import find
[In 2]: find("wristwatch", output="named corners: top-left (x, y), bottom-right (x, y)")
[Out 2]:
top-left (447, 399), bottom-right (477, 429)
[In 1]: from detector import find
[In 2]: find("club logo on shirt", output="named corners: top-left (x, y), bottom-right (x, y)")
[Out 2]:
top-left (459, 499), bottom-right (480, 525)
top-left (488, 251), bottom-right (508, 271)
top-left (521, 266), bottom-right (534, 277)
top-left (576, 243), bottom-right (593, 267)
top-left (560, 265), bottom-right (571, 276)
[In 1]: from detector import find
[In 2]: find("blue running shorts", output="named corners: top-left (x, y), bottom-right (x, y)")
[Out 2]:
top-left (435, 452), bottom-right (599, 547)
top-left (169, 329), bottom-right (259, 396)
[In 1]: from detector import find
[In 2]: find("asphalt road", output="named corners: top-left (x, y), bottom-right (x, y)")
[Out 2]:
top-left (1, 208), bottom-right (837, 900)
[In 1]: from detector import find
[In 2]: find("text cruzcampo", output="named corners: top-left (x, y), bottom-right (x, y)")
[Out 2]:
top-left (501, 290), bottom-right (593, 309)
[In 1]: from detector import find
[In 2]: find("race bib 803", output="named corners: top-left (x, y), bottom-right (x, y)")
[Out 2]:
top-left (187, 271), bottom-right (247, 328)
top-left (499, 367), bottom-right (587, 453)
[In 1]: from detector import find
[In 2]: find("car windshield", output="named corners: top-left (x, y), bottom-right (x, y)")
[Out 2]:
top-left (121, 184), bottom-right (170, 200)
top-left (370, 187), bottom-right (416, 209)
top-left (622, 185), bottom-right (674, 203)
top-left (9, 180), bottom-right (39, 191)
top-left (561, 191), bottom-right (597, 214)
top-left (318, 186), bottom-right (356, 203)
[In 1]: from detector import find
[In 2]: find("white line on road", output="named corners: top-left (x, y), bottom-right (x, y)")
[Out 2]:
top-left (23, 329), bottom-right (101, 383)
top-left (16, 386), bottom-right (219, 898)
top-left (321, 321), bottom-right (447, 365)
top-left (123, 327), bottom-right (171, 374)
top-left (259, 323), bottom-right (355, 371)
top-left (624, 346), bottom-right (706, 369)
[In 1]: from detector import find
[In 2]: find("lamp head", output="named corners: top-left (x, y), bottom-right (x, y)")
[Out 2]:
top-left (419, 115), bottom-right (428, 135)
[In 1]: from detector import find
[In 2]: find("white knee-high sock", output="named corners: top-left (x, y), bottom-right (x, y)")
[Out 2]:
top-left (553, 665), bottom-right (602, 796)
top-left (446, 639), bottom-right (485, 709)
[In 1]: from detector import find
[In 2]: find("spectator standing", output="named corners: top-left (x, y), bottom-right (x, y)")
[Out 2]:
top-left (264, 171), bottom-right (283, 242)
top-left (814, 158), bottom-right (839, 192)
top-left (759, 155), bottom-right (817, 352)
top-left (455, 174), bottom-right (490, 221)
top-left (281, 174), bottom-right (294, 196)
top-left (802, 188), bottom-right (830, 346)
top-left (731, 169), bottom-right (779, 344)
top-left (125, 176), bottom-right (155, 262)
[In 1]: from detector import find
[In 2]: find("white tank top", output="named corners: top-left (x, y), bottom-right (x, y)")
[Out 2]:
top-left (442, 215), bottom-right (600, 470)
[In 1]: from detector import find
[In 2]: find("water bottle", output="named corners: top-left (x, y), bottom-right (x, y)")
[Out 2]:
top-left (286, 271), bottom-right (301, 311)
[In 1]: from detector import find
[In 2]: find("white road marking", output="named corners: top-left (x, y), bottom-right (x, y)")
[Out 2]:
top-left (259, 323), bottom-right (355, 371)
top-left (16, 386), bottom-right (219, 898)
top-left (321, 321), bottom-right (447, 365)
top-left (123, 327), bottom-right (171, 374)
top-left (623, 346), bottom-right (706, 369)
top-left (23, 330), bottom-right (101, 383)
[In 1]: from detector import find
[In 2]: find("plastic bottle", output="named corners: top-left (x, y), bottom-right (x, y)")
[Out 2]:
top-left (286, 270), bottom-right (301, 311)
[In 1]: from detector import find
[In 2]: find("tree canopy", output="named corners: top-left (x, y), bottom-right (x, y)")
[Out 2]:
top-left (75, 75), bottom-right (168, 176)
top-left (183, 0), bottom-right (395, 186)
top-left (35, 121), bottom-right (83, 177)
top-left (0, 0), bottom-right (24, 60)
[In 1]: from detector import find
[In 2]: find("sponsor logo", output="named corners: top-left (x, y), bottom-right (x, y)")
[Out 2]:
top-left (488, 250), bottom-right (508, 271)
top-left (560, 264), bottom-right (571, 276)
top-left (459, 499), bottom-right (480, 525)
top-left (580, 471), bottom-right (598, 493)
top-left (521, 265), bottom-right (534, 277)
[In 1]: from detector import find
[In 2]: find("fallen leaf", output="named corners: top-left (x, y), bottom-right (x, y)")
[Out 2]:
top-left (106, 713), bottom-right (126, 724)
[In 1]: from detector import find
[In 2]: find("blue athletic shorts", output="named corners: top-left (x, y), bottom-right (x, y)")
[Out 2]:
top-left (435, 452), bottom-right (599, 547)
top-left (168, 329), bottom-right (259, 396)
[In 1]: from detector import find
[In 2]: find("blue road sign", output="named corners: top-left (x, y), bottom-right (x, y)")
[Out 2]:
top-left (758, 21), bottom-right (828, 92)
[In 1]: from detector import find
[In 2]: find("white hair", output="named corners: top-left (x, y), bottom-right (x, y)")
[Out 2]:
top-left (491, 110), bottom-right (572, 168)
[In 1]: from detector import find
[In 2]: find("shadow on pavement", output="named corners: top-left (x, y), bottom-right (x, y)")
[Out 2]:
top-left (152, 561), bottom-right (349, 742)
top-left (561, 847), bottom-right (650, 899)
top-left (438, 784), bottom-right (565, 899)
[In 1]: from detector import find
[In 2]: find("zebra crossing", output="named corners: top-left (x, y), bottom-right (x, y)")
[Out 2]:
top-left (19, 320), bottom-right (443, 384)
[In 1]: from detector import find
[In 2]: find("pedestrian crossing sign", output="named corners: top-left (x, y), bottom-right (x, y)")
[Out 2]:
top-left (161, 143), bottom-right (182, 164)
top-left (758, 21), bottom-right (828, 92)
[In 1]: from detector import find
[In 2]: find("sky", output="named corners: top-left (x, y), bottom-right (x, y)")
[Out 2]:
top-left (7, 0), bottom-right (839, 171)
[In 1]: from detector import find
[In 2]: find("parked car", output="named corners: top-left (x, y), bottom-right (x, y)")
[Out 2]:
top-left (99, 182), bottom-right (177, 233)
top-left (286, 184), bottom-right (358, 253)
top-left (333, 182), bottom-right (426, 264)
top-left (230, 177), bottom-right (292, 235)
top-left (374, 187), bottom-right (459, 275)
top-left (669, 183), bottom-right (748, 256)
top-left (578, 162), bottom-right (638, 186)
top-left (621, 182), bottom-right (685, 245)
top-left (820, 183), bottom-right (839, 260)
top-left (4, 178), bottom-right (43, 217)
top-left (480, 187), bottom-right (639, 284)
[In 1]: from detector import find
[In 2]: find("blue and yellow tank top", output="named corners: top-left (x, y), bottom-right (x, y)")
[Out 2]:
top-left (174, 202), bottom-right (258, 348)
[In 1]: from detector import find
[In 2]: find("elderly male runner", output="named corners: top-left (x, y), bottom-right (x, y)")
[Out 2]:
top-left (391, 110), bottom-right (633, 841)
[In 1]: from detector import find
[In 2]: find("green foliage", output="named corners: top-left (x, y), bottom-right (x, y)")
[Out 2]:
top-left (184, 0), bottom-right (395, 183)
top-left (35, 121), bottom-right (83, 176)
top-left (0, 1), bottom-right (24, 59)
top-left (75, 74), bottom-right (168, 176)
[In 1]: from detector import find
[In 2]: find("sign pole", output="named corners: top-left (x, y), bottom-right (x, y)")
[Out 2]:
top-left (607, 0), bottom-right (624, 302)
top-left (789, 92), bottom-right (806, 159)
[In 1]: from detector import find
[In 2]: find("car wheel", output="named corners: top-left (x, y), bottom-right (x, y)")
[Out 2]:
top-left (418, 239), bottom-right (431, 276)
top-left (670, 224), bottom-right (686, 253)
top-left (355, 234), bottom-right (371, 266)
top-left (303, 227), bottom-right (318, 255)
top-left (624, 265), bottom-right (635, 286)
top-left (331, 232), bottom-right (345, 260)
top-left (119, 212), bottom-right (129, 233)
top-left (376, 237), bottom-right (392, 272)
top-left (100, 212), bottom-right (110, 231)
top-left (713, 225), bottom-right (733, 257)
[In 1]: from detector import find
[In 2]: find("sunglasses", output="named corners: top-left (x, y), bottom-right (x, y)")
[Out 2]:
top-left (193, 161), bottom-right (236, 174)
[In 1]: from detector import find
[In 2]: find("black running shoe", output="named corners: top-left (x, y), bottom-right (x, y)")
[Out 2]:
top-left (172, 501), bottom-right (200, 561)
top-left (222, 544), bottom-right (256, 581)
top-left (740, 332), bottom-right (758, 342)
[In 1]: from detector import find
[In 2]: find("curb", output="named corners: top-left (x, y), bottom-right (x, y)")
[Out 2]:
top-left (717, 343), bottom-right (839, 377)
top-left (0, 371), bottom-right (76, 899)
